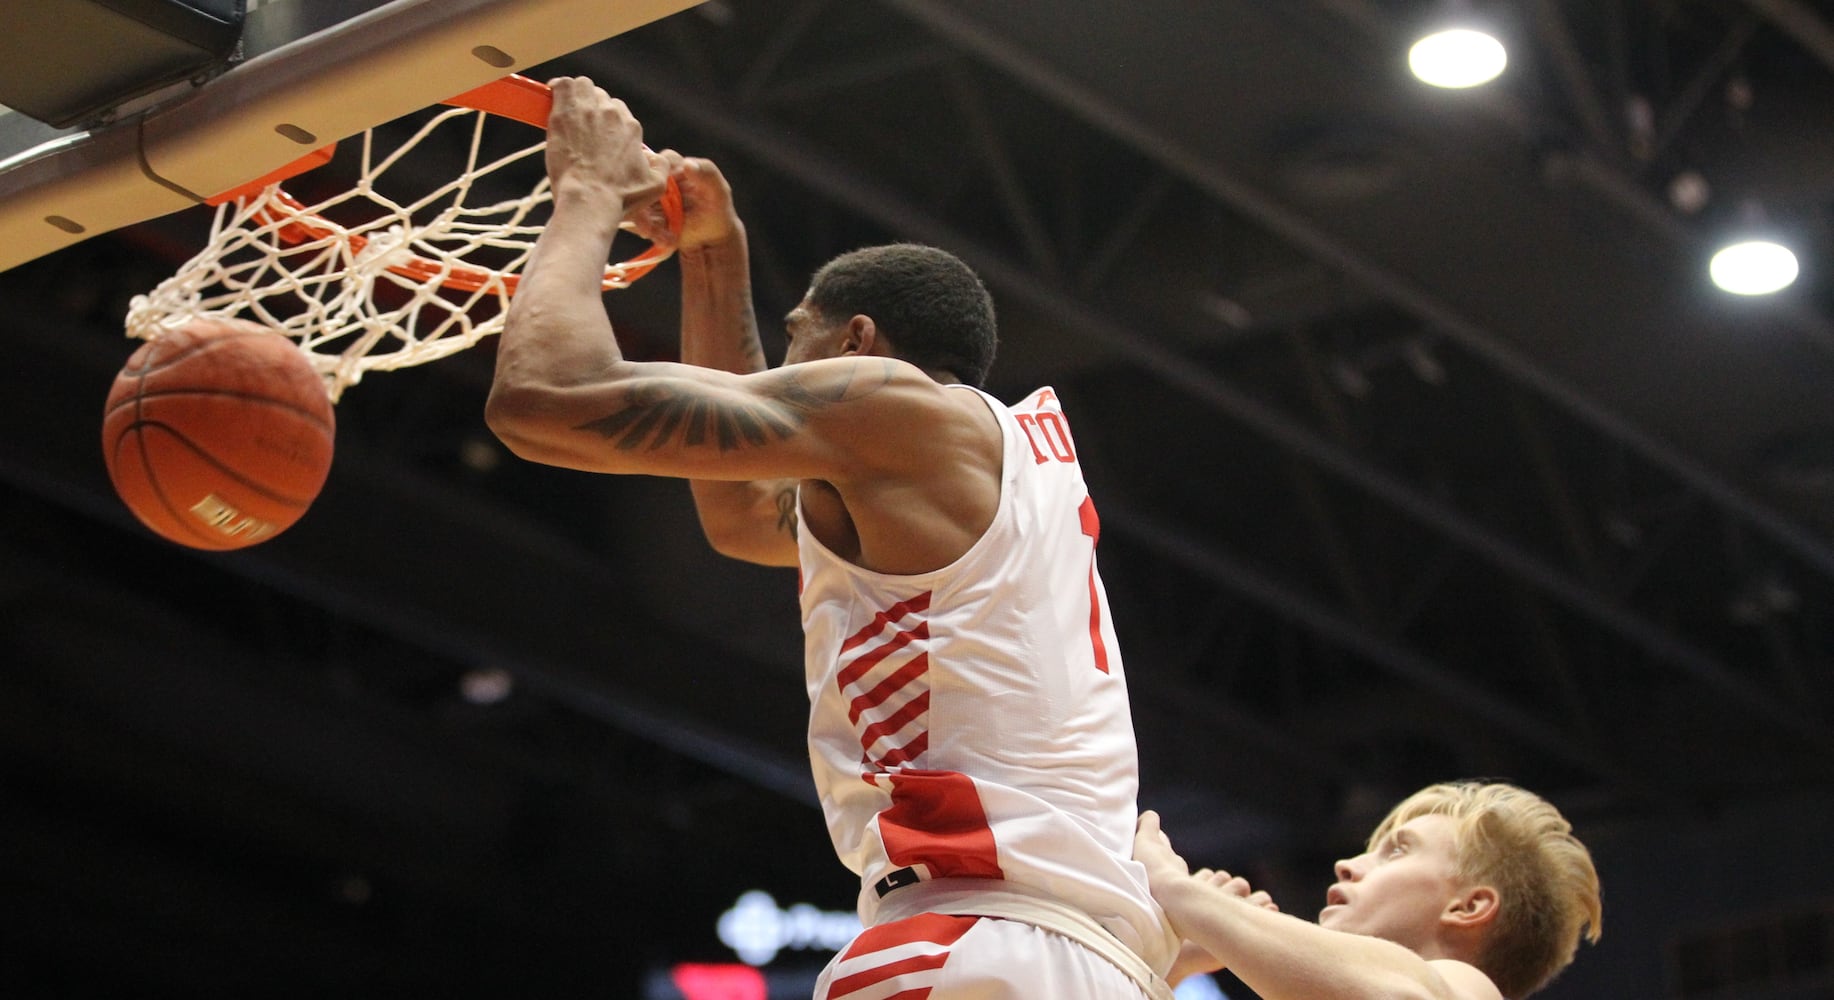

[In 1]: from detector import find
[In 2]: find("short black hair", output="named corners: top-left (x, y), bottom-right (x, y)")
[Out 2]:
top-left (805, 243), bottom-right (998, 388)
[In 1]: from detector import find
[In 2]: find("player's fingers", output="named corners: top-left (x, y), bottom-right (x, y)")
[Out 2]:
top-left (1247, 890), bottom-right (1277, 911)
top-left (546, 78), bottom-right (576, 118)
top-left (549, 77), bottom-right (596, 108)
top-left (687, 156), bottom-right (729, 184)
top-left (621, 201), bottom-right (672, 240)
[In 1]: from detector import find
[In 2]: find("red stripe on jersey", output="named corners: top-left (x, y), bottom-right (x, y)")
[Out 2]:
top-left (836, 622), bottom-right (929, 691)
top-left (877, 730), bottom-right (929, 768)
top-left (878, 771), bottom-right (1003, 880)
top-left (849, 653), bottom-right (930, 725)
top-left (859, 691), bottom-right (930, 753)
top-left (1078, 496), bottom-right (1110, 674)
top-left (839, 592), bottom-right (932, 654)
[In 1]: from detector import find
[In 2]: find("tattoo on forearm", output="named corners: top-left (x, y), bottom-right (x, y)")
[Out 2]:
top-left (740, 327), bottom-right (766, 373)
top-left (573, 363), bottom-right (892, 454)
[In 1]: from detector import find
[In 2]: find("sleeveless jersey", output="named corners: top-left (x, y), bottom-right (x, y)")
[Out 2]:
top-left (797, 384), bottom-right (1177, 977)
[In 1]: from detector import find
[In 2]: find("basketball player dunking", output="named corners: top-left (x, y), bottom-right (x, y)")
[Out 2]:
top-left (485, 78), bottom-right (1179, 998)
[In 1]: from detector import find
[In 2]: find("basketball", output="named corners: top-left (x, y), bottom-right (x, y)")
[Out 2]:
top-left (102, 317), bottom-right (336, 550)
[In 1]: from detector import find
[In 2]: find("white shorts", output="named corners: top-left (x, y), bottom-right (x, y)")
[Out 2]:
top-left (814, 912), bottom-right (1149, 1000)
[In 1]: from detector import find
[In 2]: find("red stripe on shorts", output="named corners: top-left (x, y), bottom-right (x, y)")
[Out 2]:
top-left (824, 913), bottom-right (978, 1000)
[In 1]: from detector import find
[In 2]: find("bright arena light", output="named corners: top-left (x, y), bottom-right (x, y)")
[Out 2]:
top-left (1409, 28), bottom-right (1508, 88)
top-left (1710, 240), bottom-right (1800, 296)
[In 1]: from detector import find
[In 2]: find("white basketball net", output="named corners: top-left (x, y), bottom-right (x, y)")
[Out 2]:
top-left (125, 102), bottom-right (669, 402)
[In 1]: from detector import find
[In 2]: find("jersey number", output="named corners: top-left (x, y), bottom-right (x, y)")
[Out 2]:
top-left (1080, 496), bottom-right (1110, 674)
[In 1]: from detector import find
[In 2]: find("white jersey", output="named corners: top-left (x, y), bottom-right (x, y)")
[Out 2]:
top-left (798, 385), bottom-right (1177, 979)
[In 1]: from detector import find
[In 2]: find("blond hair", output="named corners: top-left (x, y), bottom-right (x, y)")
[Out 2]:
top-left (1369, 781), bottom-right (1602, 998)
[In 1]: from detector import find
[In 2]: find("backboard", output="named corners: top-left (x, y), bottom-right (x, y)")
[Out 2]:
top-left (0, 0), bottom-right (706, 273)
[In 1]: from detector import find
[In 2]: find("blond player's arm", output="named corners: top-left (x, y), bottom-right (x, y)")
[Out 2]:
top-left (1164, 867), bottom-right (1280, 987)
top-left (1135, 812), bottom-right (1502, 1000)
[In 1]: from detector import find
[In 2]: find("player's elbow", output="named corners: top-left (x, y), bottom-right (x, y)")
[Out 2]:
top-left (698, 511), bottom-right (763, 563)
top-left (485, 384), bottom-right (571, 466)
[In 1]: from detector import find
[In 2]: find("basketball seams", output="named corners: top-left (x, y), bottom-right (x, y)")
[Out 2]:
top-left (145, 448), bottom-right (237, 550)
top-left (119, 331), bottom-right (291, 378)
top-left (103, 388), bottom-right (336, 432)
top-left (109, 430), bottom-right (237, 550)
top-left (116, 420), bottom-right (324, 507)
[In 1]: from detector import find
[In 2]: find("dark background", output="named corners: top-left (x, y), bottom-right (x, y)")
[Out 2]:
top-left (2, 1), bottom-right (1833, 997)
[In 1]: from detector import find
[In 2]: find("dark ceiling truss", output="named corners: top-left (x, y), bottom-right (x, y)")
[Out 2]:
top-left (566, 0), bottom-right (1834, 806)
top-left (1743, 0), bottom-right (1834, 76)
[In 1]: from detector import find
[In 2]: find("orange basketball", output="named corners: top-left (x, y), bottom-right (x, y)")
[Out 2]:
top-left (102, 317), bottom-right (335, 550)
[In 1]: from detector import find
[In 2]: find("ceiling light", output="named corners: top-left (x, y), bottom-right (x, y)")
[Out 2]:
top-left (1709, 239), bottom-right (1799, 296)
top-left (1409, 28), bottom-right (1507, 88)
top-left (460, 666), bottom-right (515, 705)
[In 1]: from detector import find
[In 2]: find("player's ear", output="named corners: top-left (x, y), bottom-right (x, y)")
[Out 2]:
top-left (841, 315), bottom-right (878, 356)
top-left (1443, 885), bottom-right (1500, 930)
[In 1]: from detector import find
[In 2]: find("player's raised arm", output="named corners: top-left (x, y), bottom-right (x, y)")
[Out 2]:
top-left (484, 78), bottom-right (870, 483)
top-left (668, 155), bottom-right (802, 566)
top-left (490, 346), bottom-right (926, 481)
top-left (485, 76), bottom-right (659, 433)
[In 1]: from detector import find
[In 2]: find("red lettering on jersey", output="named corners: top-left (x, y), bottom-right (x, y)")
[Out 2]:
top-left (1027, 387), bottom-right (1060, 409)
top-left (1014, 413), bottom-right (1050, 464)
top-left (1038, 411), bottom-right (1076, 461)
top-left (1016, 411), bottom-right (1077, 464)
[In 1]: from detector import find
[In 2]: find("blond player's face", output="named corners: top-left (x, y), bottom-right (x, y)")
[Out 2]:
top-left (1317, 813), bottom-right (1466, 953)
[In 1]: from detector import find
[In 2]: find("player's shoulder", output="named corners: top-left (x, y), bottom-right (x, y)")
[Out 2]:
top-left (1425, 959), bottom-right (1505, 1000)
top-left (765, 356), bottom-right (931, 410)
top-left (1012, 385), bottom-right (1064, 412)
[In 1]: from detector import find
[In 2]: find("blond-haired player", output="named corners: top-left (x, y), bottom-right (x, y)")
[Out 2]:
top-left (1136, 781), bottom-right (1601, 999)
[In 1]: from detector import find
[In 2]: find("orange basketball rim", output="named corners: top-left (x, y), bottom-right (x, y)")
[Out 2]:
top-left (206, 73), bottom-right (684, 295)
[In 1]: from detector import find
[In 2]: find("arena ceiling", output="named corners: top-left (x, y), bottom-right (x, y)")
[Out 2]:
top-left (2, 1), bottom-right (1832, 996)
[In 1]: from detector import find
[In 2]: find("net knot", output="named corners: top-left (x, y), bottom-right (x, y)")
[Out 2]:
top-left (353, 223), bottom-right (413, 274)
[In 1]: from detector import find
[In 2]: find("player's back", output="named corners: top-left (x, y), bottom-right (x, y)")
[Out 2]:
top-left (798, 384), bottom-right (1174, 975)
